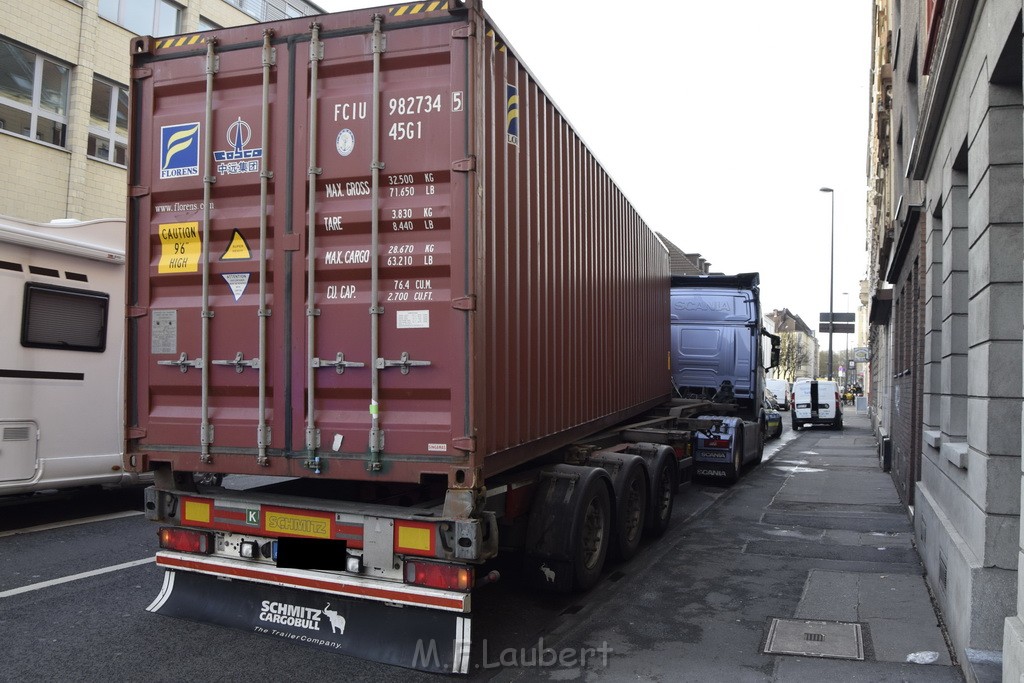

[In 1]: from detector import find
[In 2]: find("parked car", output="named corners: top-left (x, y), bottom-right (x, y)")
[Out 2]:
top-left (764, 394), bottom-right (783, 439)
top-left (765, 378), bottom-right (791, 410)
top-left (791, 380), bottom-right (842, 430)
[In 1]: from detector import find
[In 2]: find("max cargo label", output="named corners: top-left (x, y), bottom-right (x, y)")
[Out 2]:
top-left (158, 222), bottom-right (201, 273)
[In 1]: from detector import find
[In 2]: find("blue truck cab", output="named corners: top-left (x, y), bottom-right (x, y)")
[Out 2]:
top-left (670, 273), bottom-right (780, 481)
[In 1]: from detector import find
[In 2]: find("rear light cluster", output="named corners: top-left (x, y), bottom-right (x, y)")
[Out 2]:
top-left (159, 527), bottom-right (213, 554)
top-left (704, 438), bottom-right (730, 449)
top-left (404, 560), bottom-right (473, 591)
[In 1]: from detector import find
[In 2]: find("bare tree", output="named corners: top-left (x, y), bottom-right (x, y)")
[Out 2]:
top-left (777, 332), bottom-right (810, 382)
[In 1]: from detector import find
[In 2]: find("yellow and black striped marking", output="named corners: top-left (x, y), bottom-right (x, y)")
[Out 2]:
top-left (155, 34), bottom-right (205, 50)
top-left (388, 1), bottom-right (451, 16)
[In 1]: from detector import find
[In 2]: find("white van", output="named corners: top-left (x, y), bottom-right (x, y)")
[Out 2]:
top-left (791, 380), bottom-right (842, 430)
top-left (765, 378), bottom-right (791, 410)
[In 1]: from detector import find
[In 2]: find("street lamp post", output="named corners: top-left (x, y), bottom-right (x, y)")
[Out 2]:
top-left (842, 291), bottom-right (850, 385)
top-left (820, 187), bottom-right (834, 381)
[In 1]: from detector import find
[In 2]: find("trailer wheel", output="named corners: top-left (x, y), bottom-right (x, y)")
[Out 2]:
top-left (644, 448), bottom-right (677, 538)
top-left (572, 477), bottom-right (611, 591)
top-left (611, 459), bottom-right (648, 560)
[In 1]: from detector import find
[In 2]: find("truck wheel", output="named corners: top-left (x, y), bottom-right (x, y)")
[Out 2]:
top-left (792, 420), bottom-right (801, 432)
top-left (611, 460), bottom-right (647, 560)
top-left (727, 434), bottom-right (743, 483)
top-left (572, 477), bottom-right (612, 591)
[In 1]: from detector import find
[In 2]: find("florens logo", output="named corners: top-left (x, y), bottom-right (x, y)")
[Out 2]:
top-left (506, 84), bottom-right (519, 146)
top-left (160, 123), bottom-right (200, 179)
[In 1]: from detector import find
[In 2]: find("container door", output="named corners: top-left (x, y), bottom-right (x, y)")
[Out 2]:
top-left (130, 31), bottom-right (295, 471)
top-left (293, 12), bottom-right (471, 481)
top-left (129, 10), bottom-right (472, 481)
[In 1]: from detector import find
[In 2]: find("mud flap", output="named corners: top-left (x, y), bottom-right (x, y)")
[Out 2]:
top-left (147, 570), bottom-right (471, 673)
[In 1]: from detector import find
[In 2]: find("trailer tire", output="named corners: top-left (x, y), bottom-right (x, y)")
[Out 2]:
top-left (571, 476), bottom-right (612, 592)
top-left (644, 448), bottom-right (677, 538)
top-left (610, 458), bottom-right (648, 561)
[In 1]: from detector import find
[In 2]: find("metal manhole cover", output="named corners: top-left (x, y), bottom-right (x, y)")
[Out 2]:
top-left (764, 618), bottom-right (864, 660)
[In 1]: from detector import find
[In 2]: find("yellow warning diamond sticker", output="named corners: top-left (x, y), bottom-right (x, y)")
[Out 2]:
top-left (221, 229), bottom-right (251, 260)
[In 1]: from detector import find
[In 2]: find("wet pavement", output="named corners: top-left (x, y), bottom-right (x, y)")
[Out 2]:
top-left (496, 410), bottom-right (963, 682)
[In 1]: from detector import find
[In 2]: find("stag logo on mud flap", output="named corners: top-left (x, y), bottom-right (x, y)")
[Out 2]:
top-left (160, 122), bottom-right (200, 179)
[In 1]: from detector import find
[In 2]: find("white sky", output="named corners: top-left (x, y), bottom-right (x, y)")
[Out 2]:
top-left (316, 0), bottom-right (873, 329)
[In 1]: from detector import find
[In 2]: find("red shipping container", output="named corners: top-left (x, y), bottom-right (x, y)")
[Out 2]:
top-left (125, 0), bottom-right (670, 488)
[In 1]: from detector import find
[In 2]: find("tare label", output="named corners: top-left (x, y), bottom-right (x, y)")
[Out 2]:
top-left (158, 222), bottom-right (201, 273)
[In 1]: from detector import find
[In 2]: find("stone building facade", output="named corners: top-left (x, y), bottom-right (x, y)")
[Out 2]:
top-left (867, 1), bottom-right (1024, 679)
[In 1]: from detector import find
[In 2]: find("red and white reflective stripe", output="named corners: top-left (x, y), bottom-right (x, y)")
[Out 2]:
top-left (154, 552), bottom-right (469, 613)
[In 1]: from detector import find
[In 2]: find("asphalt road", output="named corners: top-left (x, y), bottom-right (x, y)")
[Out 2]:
top-left (0, 433), bottom-right (798, 682)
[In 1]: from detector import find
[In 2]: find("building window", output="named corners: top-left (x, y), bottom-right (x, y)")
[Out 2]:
top-left (227, 0), bottom-right (318, 22)
top-left (98, 0), bottom-right (181, 37)
top-left (0, 38), bottom-right (69, 147)
top-left (21, 283), bottom-right (109, 353)
top-left (87, 78), bottom-right (128, 166)
top-left (198, 16), bottom-right (221, 31)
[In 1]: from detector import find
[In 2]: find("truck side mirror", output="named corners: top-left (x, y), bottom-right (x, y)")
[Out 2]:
top-left (763, 330), bottom-right (781, 370)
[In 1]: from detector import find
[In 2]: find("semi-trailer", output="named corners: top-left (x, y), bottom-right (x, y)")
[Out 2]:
top-left (126, 0), bottom-right (692, 672)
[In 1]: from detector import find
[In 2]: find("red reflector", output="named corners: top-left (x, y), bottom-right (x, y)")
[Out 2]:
top-left (159, 527), bottom-right (213, 554)
top-left (705, 439), bottom-right (730, 449)
top-left (404, 561), bottom-right (473, 592)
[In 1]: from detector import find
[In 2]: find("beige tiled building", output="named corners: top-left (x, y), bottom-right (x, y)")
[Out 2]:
top-left (0, 0), bottom-right (321, 223)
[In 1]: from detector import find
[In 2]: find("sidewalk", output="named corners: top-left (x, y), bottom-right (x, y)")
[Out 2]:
top-left (502, 410), bottom-right (963, 681)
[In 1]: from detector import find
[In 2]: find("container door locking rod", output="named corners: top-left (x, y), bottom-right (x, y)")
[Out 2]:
top-left (199, 38), bottom-right (219, 464)
top-left (368, 14), bottom-right (386, 472)
top-left (304, 23), bottom-right (324, 459)
top-left (256, 29), bottom-right (275, 466)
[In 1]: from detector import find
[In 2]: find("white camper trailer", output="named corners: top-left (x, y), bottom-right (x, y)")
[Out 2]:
top-left (0, 215), bottom-right (144, 494)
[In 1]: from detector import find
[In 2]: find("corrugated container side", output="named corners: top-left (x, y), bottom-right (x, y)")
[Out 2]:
top-left (476, 21), bottom-right (669, 476)
top-left (125, 1), bottom-right (669, 486)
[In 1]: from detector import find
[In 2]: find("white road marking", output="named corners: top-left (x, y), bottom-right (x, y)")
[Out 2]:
top-left (0, 510), bottom-right (143, 538)
top-left (0, 557), bottom-right (154, 599)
